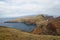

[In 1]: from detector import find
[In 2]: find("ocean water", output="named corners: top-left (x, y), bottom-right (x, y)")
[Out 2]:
top-left (0, 18), bottom-right (36, 32)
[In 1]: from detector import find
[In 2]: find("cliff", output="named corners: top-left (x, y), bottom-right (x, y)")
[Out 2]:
top-left (31, 16), bottom-right (60, 35)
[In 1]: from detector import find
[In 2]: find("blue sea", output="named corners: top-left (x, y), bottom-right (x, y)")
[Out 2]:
top-left (0, 18), bottom-right (36, 32)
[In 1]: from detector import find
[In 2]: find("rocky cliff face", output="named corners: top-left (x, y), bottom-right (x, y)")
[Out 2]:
top-left (30, 15), bottom-right (49, 35)
top-left (31, 16), bottom-right (60, 35)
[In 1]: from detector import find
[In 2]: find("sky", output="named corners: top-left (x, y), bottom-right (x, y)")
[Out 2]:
top-left (0, 0), bottom-right (60, 18)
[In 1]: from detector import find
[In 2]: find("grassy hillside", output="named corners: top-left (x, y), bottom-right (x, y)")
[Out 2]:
top-left (0, 27), bottom-right (60, 40)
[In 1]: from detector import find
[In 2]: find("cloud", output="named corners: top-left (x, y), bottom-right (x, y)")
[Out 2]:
top-left (0, 0), bottom-right (60, 18)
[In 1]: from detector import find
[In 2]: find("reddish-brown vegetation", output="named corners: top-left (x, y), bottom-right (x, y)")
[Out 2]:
top-left (31, 19), bottom-right (60, 35)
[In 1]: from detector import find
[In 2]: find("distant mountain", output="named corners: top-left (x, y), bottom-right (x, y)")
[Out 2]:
top-left (0, 18), bottom-right (16, 22)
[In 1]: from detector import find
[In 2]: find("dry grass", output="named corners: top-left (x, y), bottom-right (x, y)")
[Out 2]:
top-left (0, 27), bottom-right (60, 40)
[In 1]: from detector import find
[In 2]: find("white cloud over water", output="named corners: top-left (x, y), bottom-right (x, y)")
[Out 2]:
top-left (0, 0), bottom-right (60, 18)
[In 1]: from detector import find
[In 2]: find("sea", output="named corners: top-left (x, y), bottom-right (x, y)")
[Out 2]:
top-left (0, 18), bottom-right (36, 32)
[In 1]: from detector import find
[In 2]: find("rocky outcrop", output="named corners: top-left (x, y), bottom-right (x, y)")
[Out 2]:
top-left (30, 21), bottom-right (49, 35)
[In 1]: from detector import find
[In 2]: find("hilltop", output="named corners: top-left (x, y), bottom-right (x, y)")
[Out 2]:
top-left (0, 26), bottom-right (60, 40)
